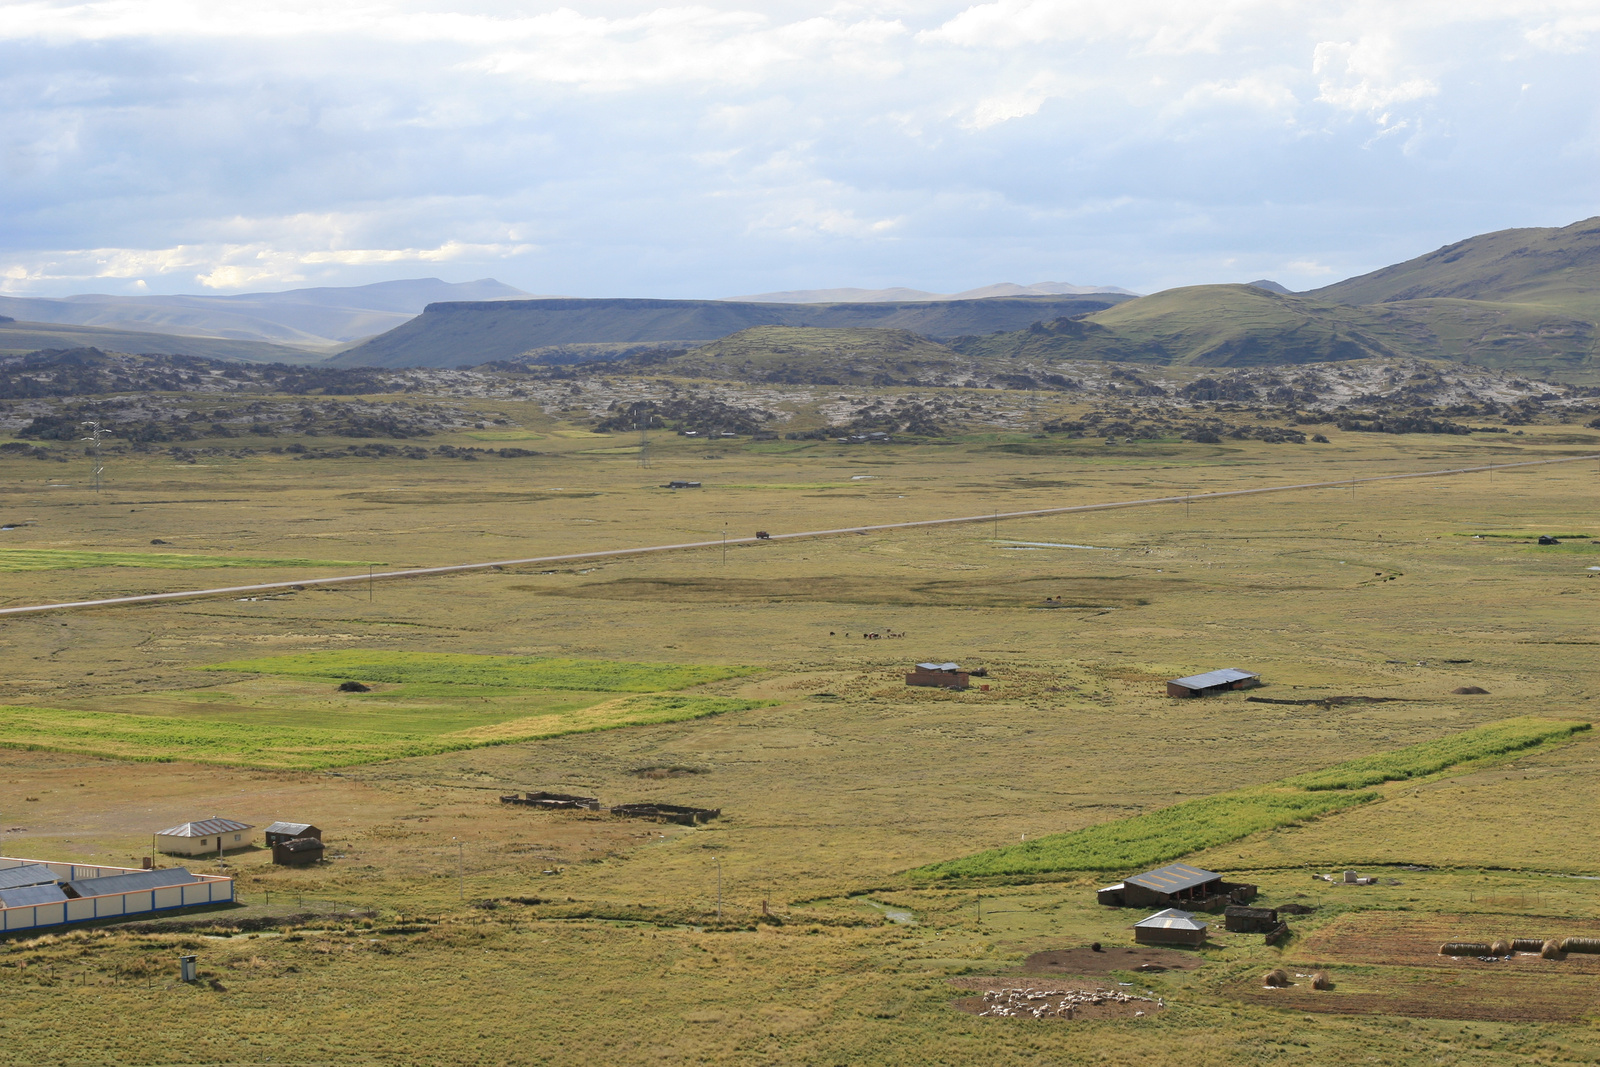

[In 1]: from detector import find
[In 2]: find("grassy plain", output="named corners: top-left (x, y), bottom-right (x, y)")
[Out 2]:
top-left (2, 402), bottom-right (1600, 1064)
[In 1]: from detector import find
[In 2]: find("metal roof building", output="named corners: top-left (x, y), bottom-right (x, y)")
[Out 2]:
top-left (1167, 668), bottom-right (1260, 698)
top-left (155, 818), bottom-right (255, 856)
top-left (63, 868), bottom-right (201, 899)
top-left (263, 822), bottom-right (321, 847)
top-left (0, 864), bottom-right (59, 891)
top-left (0, 883), bottom-right (69, 908)
top-left (1120, 863), bottom-right (1224, 908)
top-left (1133, 908), bottom-right (1209, 946)
top-left (906, 663), bottom-right (970, 690)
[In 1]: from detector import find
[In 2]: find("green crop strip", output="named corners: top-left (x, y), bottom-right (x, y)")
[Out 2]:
top-left (0, 549), bottom-right (375, 571)
top-left (1282, 716), bottom-right (1590, 791)
top-left (205, 650), bottom-right (757, 693)
top-left (911, 717), bottom-right (1590, 880)
top-left (0, 695), bottom-right (771, 770)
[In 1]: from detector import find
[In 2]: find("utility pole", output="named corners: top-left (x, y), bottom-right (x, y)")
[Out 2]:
top-left (716, 856), bottom-right (722, 919)
top-left (455, 838), bottom-right (463, 900)
top-left (81, 421), bottom-right (108, 493)
top-left (368, 565), bottom-right (373, 603)
top-left (722, 523), bottom-right (727, 565)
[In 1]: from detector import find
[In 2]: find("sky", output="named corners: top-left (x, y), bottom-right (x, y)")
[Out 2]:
top-left (3, 0), bottom-right (1600, 299)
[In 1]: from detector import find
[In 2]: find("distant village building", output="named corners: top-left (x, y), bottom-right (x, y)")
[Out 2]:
top-left (263, 822), bottom-right (321, 848)
top-left (1098, 863), bottom-right (1258, 910)
top-left (906, 663), bottom-right (970, 689)
top-left (1133, 908), bottom-right (1208, 946)
top-left (1166, 669), bottom-right (1260, 698)
top-left (155, 818), bottom-right (254, 856)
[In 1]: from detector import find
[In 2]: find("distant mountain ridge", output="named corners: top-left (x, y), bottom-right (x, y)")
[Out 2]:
top-left (327, 294), bottom-right (1136, 369)
top-left (727, 281), bottom-right (1137, 303)
top-left (0, 277), bottom-right (532, 348)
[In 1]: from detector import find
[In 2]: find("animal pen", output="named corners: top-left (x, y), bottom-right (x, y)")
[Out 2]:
top-left (0, 857), bottom-right (233, 934)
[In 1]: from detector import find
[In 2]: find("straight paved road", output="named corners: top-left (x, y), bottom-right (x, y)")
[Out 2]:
top-left (1, 452), bottom-right (1594, 618)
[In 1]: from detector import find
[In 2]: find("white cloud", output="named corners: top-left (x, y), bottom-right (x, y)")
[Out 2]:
top-left (1, 1), bottom-right (1598, 297)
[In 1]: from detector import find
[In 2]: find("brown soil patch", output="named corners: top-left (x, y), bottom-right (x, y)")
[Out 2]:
top-left (1228, 968), bottom-right (1600, 1024)
top-left (1293, 911), bottom-right (1600, 973)
top-left (1023, 944), bottom-right (1203, 975)
top-left (949, 977), bottom-right (1165, 1021)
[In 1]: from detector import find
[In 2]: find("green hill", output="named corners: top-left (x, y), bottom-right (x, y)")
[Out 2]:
top-left (1310, 216), bottom-right (1600, 317)
top-left (956, 219), bottom-right (1600, 380)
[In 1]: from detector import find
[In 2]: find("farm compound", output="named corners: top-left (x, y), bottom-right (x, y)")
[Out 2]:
top-left (0, 857), bottom-right (233, 934)
top-left (500, 792), bottom-right (602, 811)
top-left (1166, 669), bottom-right (1260, 698)
top-left (1098, 863), bottom-right (1258, 910)
top-left (906, 663), bottom-right (970, 689)
top-left (272, 838), bottom-right (325, 867)
top-left (1133, 908), bottom-right (1209, 947)
top-left (155, 817), bottom-right (254, 856)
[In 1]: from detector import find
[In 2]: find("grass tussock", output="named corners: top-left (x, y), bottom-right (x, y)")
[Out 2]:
top-left (0, 548), bottom-right (372, 572)
top-left (1283, 717), bottom-right (1591, 791)
top-left (205, 650), bottom-right (756, 692)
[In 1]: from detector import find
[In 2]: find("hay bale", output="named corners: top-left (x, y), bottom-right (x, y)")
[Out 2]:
top-left (1262, 968), bottom-right (1292, 987)
top-left (1541, 939), bottom-right (1564, 959)
top-left (1512, 938), bottom-right (1545, 953)
top-left (1440, 942), bottom-right (1492, 956)
top-left (1452, 686), bottom-right (1489, 695)
top-left (1490, 939), bottom-right (1513, 957)
top-left (1560, 937), bottom-right (1600, 954)
top-left (1311, 971), bottom-right (1334, 990)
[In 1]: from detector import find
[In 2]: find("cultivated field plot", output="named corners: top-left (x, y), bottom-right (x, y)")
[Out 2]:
top-left (1228, 966), bottom-right (1600, 1023)
top-left (2, 653), bottom-right (765, 768)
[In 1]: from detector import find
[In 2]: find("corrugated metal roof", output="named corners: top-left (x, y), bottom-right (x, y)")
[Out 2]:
top-left (64, 868), bottom-right (200, 898)
top-left (155, 818), bottom-right (253, 838)
top-left (0, 864), bottom-right (60, 891)
top-left (1134, 908), bottom-right (1208, 931)
top-left (0, 883), bottom-right (69, 907)
top-left (915, 663), bottom-right (962, 672)
top-left (264, 821), bottom-right (315, 836)
top-left (1124, 863), bottom-right (1221, 894)
top-left (1170, 668), bottom-right (1257, 690)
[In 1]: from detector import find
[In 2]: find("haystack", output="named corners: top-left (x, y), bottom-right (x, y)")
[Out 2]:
top-left (1452, 686), bottom-right (1489, 695)
top-left (1541, 939), bottom-right (1564, 959)
top-left (1439, 942), bottom-right (1492, 956)
top-left (1490, 939), bottom-right (1512, 957)
top-left (1560, 937), bottom-right (1600, 954)
top-left (1262, 968), bottom-right (1291, 987)
top-left (1512, 938), bottom-right (1545, 953)
top-left (1310, 971), bottom-right (1333, 990)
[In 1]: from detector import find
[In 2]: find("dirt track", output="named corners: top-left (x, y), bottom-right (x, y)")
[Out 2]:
top-left (2, 452), bottom-right (1593, 618)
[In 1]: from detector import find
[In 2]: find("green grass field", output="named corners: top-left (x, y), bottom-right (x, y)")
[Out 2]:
top-left (0, 694), bottom-right (769, 768)
top-left (205, 651), bottom-right (758, 692)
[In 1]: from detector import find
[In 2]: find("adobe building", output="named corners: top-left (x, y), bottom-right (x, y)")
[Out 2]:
top-left (155, 818), bottom-right (255, 856)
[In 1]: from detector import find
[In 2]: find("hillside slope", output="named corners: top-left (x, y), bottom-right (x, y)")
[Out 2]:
top-left (328, 294), bottom-right (1133, 369)
top-left (1310, 216), bottom-right (1600, 317)
top-left (616, 326), bottom-right (971, 384)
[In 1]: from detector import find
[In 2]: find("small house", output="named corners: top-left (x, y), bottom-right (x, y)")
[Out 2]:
top-left (264, 822), bottom-right (321, 848)
top-left (906, 663), bottom-right (969, 689)
top-left (1166, 668), bottom-right (1260, 698)
top-left (1133, 908), bottom-right (1208, 946)
top-left (272, 838), bottom-right (325, 867)
top-left (155, 818), bottom-right (254, 856)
